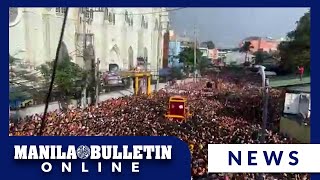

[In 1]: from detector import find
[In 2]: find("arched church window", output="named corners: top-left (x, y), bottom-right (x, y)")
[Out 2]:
top-left (85, 9), bottom-right (93, 20)
top-left (141, 15), bottom-right (145, 28)
top-left (108, 12), bottom-right (113, 23)
top-left (145, 20), bottom-right (148, 29)
top-left (154, 19), bottom-right (159, 30)
top-left (104, 8), bottom-right (109, 20)
top-left (125, 10), bottom-right (129, 23)
top-left (55, 8), bottom-right (66, 16)
top-left (130, 17), bottom-right (133, 26)
top-left (9, 8), bottom-right (22, 27)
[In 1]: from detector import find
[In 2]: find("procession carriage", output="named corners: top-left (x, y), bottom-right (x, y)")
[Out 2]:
top-left (165, 95), bottom-right (192, 122)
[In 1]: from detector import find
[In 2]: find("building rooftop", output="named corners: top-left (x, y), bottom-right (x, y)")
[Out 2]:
top-left (242, 36), bottom-right (280, 42)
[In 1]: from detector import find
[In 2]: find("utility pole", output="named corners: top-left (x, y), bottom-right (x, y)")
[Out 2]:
top-left (261, 78), bottom-right (269, 143)
top-left (193, 24), bottom-right (197, 82)
top-left (95, 58), bottom-right (100, 107)
top-left (259, 78), bottom-right (269, 180)
top-left (155, 14), bottom-right (161, 91)
top-left (256, 65), bottom-right (268, 180)
top-left (81, 8), bottom-right (88, 109)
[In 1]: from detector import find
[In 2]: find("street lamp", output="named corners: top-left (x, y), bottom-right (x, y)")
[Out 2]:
top-left (255, 65), bottom-right (269, 144)
top-left (95, 58), bottom-right (100, 107)
top-left (255, 65), bottom-right (266, 88)
top-left (255, 65), bottom-right (269, 180)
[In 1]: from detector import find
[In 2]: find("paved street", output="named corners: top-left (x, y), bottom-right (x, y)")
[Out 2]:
top-left (12, 83), bottom-right (167, 118)
top-left (270, 76), bottom-right (310, 87)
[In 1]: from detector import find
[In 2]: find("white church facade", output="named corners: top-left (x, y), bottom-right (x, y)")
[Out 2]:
top-left (9, 8), bottom-right (169, 72)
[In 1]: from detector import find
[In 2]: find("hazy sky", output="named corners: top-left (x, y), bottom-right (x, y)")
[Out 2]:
top-left (170, 8), bottom-right (309, 48)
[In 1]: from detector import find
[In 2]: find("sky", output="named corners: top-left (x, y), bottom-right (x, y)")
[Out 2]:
top-left (170, 8), bottom-right (309, 48)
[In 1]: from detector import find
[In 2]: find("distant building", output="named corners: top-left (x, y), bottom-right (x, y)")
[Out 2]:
top-left (239, 36), bottom-right (280, 53)
top-left (169, 30), bottom-right (196, 47)
top-left (217, 50), bottom-right (228, 59)
top-left (199, 47), bottom-right (209, 58)
top-left (224, 52), bottom-right (254, 65)
top-left (168, 41), bottom-right (182, 67)
top-left (208, 49), bottom-right (218, 60)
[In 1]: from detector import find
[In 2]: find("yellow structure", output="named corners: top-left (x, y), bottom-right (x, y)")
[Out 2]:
top-left (121, 70), bottom-right (152, 96)
top-left (165, 95), bottom-right (192, 122)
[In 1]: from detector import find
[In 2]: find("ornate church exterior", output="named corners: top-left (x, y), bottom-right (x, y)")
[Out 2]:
top-left (9, 8), bottom-right (169, 72)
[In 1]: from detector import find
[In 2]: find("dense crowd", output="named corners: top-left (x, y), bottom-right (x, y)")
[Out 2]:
top-left (9, 71), bottom-right (309, 180)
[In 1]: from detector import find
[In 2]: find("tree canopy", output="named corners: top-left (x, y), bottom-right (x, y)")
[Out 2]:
top-left (278, 10), bottom-right (310, 73)
top-left (178, 47), bottom-right (203, 67)
top-left (239, 41), bottom-right (253, 53)
top-left (38, 57), bottom-right (85, 100)
top-left (253, 51), bottom-right (272, 65)
top-left (240, 41), bottom-right (254, 64)
top-left (201, 41), bottom-right (215, 49)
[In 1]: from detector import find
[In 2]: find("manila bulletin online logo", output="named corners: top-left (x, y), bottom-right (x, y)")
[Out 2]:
top-left (14, 144), bottom-right (172, 173)
top-left (76, 145), bottom-right (91, 160)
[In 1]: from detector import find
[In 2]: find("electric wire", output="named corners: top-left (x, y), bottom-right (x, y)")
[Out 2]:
top-left (36, 7), bottom-right (184, 135)
top-left (37, 8), bottom-right (69, 136)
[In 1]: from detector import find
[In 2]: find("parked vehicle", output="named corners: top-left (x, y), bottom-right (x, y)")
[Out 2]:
top-left (9, 87), bottom-right (33, 110)
top-left (102, 71), bottom-right (123, 86)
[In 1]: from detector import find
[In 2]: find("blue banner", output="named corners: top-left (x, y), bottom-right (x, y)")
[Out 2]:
top-left (6, 136), bottom-right (190, 179)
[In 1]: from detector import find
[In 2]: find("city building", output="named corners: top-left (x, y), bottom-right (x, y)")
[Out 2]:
top-left (208, 49), bottom-right (218, 60)
top-left (224, 52), bottom-right (255, 65)
top-left (199, 47), bottom-right (209, 58)
top-left (168, 41), bottom-right (182, 67)
top-left (9, 8), bottom-right (169, 72)
top-left (217, 50), bottom-right (228, 59)
top-left (169, 30), bottom-right (195, 47)
top-left (239, 36), bottom-right (280, 53)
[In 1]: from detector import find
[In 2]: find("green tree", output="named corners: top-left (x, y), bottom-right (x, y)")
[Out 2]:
top-left (240, 41), bottom-right (254, 63)
top-left (170, 67), bottom-right (184, 80)
top-left (178, 47), bottom-right (203, 73)
top-left (253, 51), bottom-right (271, 65)
top-left (38, 57), bottom-right (85, 110)
top-left (279, 10), bottom-right (310, 73)
top-left (198, 57), bottom-right (212, 74)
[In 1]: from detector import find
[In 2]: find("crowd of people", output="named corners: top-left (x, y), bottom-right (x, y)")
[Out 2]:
top-left (9, 70), bottom-right (309, 180)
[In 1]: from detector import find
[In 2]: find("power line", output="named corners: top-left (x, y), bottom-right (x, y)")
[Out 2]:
top-left (131, 8), bottom-right (186, 15)
top-left (35, 7), bottom-right (179, 128)
top-left (37, 8), bottom-right (69, 136)
top-left (106, 7), bottom-right (187, 16)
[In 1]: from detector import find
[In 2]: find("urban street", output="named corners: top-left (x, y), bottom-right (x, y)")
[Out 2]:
top-left (9, 8), bottom-right (310, 180)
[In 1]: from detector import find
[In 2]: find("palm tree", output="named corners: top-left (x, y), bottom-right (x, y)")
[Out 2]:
top-left (240, 41), bottom-right (254, 63)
